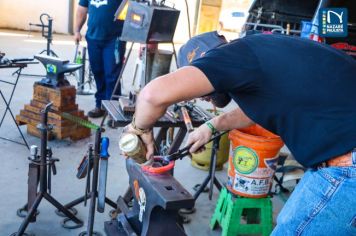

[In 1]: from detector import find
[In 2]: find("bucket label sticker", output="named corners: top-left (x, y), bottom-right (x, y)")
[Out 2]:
top-left (233, 175), bottom-right (272, 196)
top-left (233, 146), bottom-right (258, 174)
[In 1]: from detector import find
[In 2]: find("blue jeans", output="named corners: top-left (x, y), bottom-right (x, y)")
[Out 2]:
top-left (272, 151), bottom-right (356, 236)
top-left (86, 37), bottom-right (126, 108)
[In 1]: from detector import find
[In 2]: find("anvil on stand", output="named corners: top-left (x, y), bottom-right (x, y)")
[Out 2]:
top-left (104, 158), bottom-right (195, 236)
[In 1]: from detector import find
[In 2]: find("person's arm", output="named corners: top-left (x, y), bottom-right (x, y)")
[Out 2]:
top-left (74, 5), bottom-right (88, 43)
top-left (186, 108), bottom-right (255, 153)
top-left (124, 66), bottom-right (215, 159)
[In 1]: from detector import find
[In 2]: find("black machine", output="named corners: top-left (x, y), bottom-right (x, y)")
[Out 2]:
top-left (35, 54), bottom-right (82, 87)
top-left (119, 1), bottom-right (180, 43)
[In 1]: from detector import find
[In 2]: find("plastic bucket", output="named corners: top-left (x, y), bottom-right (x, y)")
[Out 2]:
top-left (227, 125), bottom-right (284, 198)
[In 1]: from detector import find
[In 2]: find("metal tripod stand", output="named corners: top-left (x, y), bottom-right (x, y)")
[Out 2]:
top-left (58, 129), bottom-right (117, 236)
top-left (180, 136), bottom-right (222, 215)
top-left (193, 136), bottom-right (222, 200)
top-left (14, 103), bottom-right (83, 236)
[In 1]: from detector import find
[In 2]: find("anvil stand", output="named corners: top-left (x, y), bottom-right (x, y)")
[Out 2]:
top-left (57, 129), bottom-right (117, 236)
top-left (180, 136), bottom-right (222, 215)
top-left (14, 103), bottom-right (83, 236)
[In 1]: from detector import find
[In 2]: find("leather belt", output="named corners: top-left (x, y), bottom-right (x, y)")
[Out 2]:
top-left (320, 151), bottom-right (354, 167)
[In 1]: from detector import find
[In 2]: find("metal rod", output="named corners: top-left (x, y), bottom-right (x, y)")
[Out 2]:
top-left (0, 69), bottom-right (21, 126)
top-left (0, 90), bottom-right (29, 149)
top-left (16, 194), bottom-right (43, 236)
top-left (87, 129), bottom-right (101, 235)
top-left (43, 193), bottom-right (82, 224)
top-left (209, 138), bottom-right (219, 200)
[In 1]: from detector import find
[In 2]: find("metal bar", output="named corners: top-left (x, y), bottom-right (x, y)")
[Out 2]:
top-left (0, 137), bottom-right (28, 146)
top-left (39, 109), bottom-right (48, 193)
top-left (209, 139), bottom-right (218, 200)
top-left (16, 194), bottom-right (43, 236)
top-left (167, 128), bottom-right (187, 154)
top-left (87, 129), bottom-right (101, 234)
top-left (0, 79), bottom-right (16, 85)
top-left (43, 193), bottom-right (82, 224)
top-left (0, 90), bottom-right (29, 149)
top-left (28, 162), bottom-right (39, 222)
top-left (62, 195), bottom-right (88, 209)
top-left (193, 176), bottom-right (210, 200)
top-left (117, 196), bottom-right (130, 215)
top-left (244, 22), bottom-right (285, 33)
top-left (111, 42), bottom-right (134, 100)
top-left (104, 197), bottom-right (118, 209)
top-left (154, 128), bottom-right (168, 155)
top-left (0, 68), bottom-right (21, 126)
top-left (171, 42), bottom-right (179, 69)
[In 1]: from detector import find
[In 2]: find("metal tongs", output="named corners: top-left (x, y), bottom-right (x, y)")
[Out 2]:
top-left (162, 131), bottom-right (228, 164)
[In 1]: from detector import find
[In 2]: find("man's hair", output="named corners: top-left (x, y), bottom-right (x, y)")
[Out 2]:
top-left (210, 93), bottom-right (231, 108)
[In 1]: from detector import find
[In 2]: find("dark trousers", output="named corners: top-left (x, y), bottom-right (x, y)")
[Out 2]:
top-left (86, 37), bottom-right (126, 108)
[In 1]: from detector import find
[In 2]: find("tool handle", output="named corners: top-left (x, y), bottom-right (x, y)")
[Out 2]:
top-left (181, 107), bottom-right (194, 132)
top-left (52, 162), bottom-right (57, 175)
top-left (100, 137), bottom-right (110, 158)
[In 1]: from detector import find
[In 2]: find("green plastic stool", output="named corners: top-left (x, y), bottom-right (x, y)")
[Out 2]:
top-left (210, 188), bottom-right (273, 236)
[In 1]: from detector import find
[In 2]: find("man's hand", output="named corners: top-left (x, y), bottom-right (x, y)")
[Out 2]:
top-left (122, 124), bottom-right (155, 160)
top-left (74, 32), bottom-right (82, 44)
top-left (186, 123), bottom-right (213, 153)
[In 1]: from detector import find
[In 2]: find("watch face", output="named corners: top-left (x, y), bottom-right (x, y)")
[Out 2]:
top-left (233, 146), bottom-right (258, 175)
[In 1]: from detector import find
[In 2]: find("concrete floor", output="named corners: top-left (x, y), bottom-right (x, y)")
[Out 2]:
top-left (0, 30), bottom-right (287, 236)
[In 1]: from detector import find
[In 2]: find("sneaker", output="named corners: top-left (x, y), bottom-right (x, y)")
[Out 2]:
top-left (88, 107), bottom-right (105, 118)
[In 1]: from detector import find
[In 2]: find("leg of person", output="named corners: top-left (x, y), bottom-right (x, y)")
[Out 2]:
top-left (272, 164), bottom-right (356, 236)
top-left (102, 37), bottom-right (126, 100)
top-left (86, 37), bottom-right (106, 118)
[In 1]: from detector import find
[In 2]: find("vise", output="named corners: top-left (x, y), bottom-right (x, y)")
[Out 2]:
top-left (105, 158), bottom-right (195, 236)
top-left (35, 54), bottom-right (82, 87)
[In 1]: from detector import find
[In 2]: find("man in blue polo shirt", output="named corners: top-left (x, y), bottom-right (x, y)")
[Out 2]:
top-left (74, 0), bottom-right (126, 117)
top-left (122, 34), bottom-right (356, 235)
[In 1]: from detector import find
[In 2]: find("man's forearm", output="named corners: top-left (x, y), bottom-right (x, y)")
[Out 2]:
top-left (133, 67), bottom-right (215, 130)
top-left (134, 95), bottom-right (168, 130)
top-left (210, 108), bottom-right (254, 131)
top-left (75, 6), bottom-right (88, 33)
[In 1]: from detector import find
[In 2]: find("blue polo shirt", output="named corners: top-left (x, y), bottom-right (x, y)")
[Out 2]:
top-left (191, 34), bottom-right (356, 167)
top-left (79, 0), bottom-right (124, 40)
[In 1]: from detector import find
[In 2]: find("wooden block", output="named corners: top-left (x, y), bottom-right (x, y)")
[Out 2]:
top-left (27, 124), bottom-right (55, 140)
top-left (16, 84), bottom-right (91, 141)
top-left (30, 100), bottom-right (78, 112)
top-left (16, 114), bottom-right (38, 127)
top-left (24, 105), bottom-right (84, 124)
top-left (16, 115), bottom-right (27, 126)
top-left (33, 84), bottom-right (76, 108)
top-left (70, 127), bottom-right (91, 141)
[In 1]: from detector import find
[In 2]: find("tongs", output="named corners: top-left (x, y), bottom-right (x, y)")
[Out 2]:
top-left (162, 131), bottom-right (228, 164)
